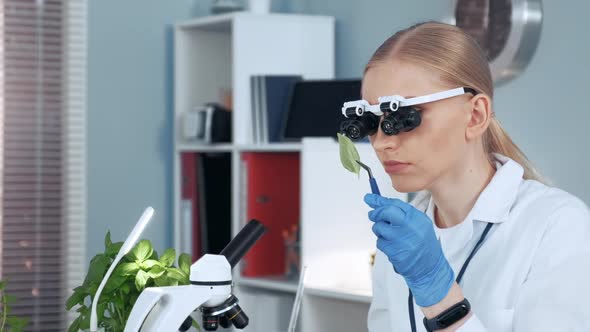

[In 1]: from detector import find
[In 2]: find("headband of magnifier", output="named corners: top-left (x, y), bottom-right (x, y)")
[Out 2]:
top-left (339, 87), bottom-right (477, 140)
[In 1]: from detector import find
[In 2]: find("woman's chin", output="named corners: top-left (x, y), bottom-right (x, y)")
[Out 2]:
top-left (390, 176), bottom-right (425, 193)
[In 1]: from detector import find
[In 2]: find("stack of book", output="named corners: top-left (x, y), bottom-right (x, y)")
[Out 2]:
top-left (250, 75), bottom-right (302, 143)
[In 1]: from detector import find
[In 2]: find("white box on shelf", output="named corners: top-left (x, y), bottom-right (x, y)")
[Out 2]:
top-left (300, 137), bottom-right (407, 298)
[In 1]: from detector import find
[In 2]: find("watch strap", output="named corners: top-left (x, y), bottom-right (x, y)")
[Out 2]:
top-left (423, 298), bottom-right (471, 331)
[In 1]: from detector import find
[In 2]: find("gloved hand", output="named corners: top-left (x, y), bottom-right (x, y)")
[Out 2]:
top-left (364, 194), bottom-right (454, 307)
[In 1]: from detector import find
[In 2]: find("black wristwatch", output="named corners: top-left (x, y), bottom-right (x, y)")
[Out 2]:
top-left (423, 298), bottom-right (471, 331)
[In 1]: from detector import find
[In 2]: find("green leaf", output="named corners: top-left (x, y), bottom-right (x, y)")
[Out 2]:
top-left (97, 302), bottom-right (108, 322)
top-left (178, 253), bottom-right (192, 275)
top-left (68, 316), bottom-right (81, 332)
top-left (159, 248), bottom-right (176, 267)
top-left (6, 316), bottom-right (28, 331)
top-left (129, 293), bottom-right (140, 307)
top-left (121, 283), bottom-right (131, 294)
top-left (114, 262), bottom-right (140, 276)
top-left (105, 317), bottom-right (120, 331)
top-left (66, 286), bottom-right (86, 310)
top-left (140, 259), bottom-right (162, 270)
top-left (80, 311), bottom-right (90, 330)
top-left (106, 241), bottom-right (124, 257)
top-left (76, 304), bottom-right (89, 313)
top-left (338, 133), bottom-right (361, 176)
top-left (4, 294), bottom-right (17, 304)
top-left (167, 268), bottom-right (188, 282)
top-left (147, 265), bottom-right (166, 279)
top-left (85, 254), bottom-right (111, 285)
top-left (154, 276), bottom-right (168, 287)
top-left (128, 240), bottom-right (153, 263)
top-left (103, 274), bottom-right (127, 294)
top-left (104, 231), bottom-right (112, 251)
top-left (85, 282), bottom-right (99, 302)
top-left (154, 276), bottom-right (178, 287)
top-left (135, 270), bottom-right (150, 291)
top-left (150, 249), bottom-right (159, 260)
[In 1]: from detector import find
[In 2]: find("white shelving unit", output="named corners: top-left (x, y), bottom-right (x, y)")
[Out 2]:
top-left (173, 12), bottom-right (407, 332)
top-left (236, 276), bottom-right (299, 293)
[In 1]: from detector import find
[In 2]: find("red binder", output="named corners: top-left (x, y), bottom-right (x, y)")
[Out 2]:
top-left (181, 153), bottom-right (202, 260)
top-left (241, 152), bottom-right (300, 277)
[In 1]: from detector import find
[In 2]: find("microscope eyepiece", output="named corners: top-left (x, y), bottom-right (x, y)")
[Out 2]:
top-left (219, 219), bottom-right (266, 268)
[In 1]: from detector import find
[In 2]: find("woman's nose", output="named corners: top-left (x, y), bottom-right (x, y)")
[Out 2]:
top-left (371, 128), bottom-right (401, 153)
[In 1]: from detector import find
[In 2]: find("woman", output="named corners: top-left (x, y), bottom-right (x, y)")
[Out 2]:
top-left (357, 22), bottom-right (590, 331)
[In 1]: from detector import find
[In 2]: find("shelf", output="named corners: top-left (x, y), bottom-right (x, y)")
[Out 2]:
top-left (176, 142), bottom-right (303, 152)
top-left (237, 143), bottom-right (302, 152)
top-left (305, 286), bottom-right (372, 304)
top-left (176, 12), bottom-right (235, 32)
top-left (176, 143), bottom-right (234, 152)
top-left (236, 276), bottom-right (299, 293)
top-left (236, 278), bottom-right (372, 303)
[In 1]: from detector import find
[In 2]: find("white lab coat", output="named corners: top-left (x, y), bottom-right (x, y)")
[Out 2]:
top-left (368, 154), bottom-right (590, 331)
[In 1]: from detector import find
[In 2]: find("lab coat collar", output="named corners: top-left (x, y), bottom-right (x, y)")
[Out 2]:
top-left (410, 153), bottom-right (524, 224)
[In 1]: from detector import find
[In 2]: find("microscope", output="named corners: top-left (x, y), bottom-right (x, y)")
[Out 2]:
top-left (123, 220), bottom-right (266, 332)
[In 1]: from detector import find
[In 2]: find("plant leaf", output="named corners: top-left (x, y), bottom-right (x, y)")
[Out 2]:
top-left (85, 282), bottom-right (99, 302)
top-left (147, 265), bottom-right (166, 279)
top-left (114, 262), bottom-right (140, 276)
top-left (106, 241), bottom-right (124, 257)
top-left (155, 274), bottom-right (181, 287)
top-left (97, 302), bottom-right (107, 322)
top-left (135, 270), bottom-right (150, 291)
top-left (121, 283), bottom-right (131, 294)
top-left (66, 286), bottom-right (86, 310)
top-left (167, 268), bottom-right (188, 282)
top-left (80, 311), bottom-right (90, 330)
top-left (67, 316), bottom-right (81, 332)
top-left (76, 304), bottom-right (88, 313)
top-left (159, 248), bottom-right (176, 267)
top-left (337, 133), bottom-right (361, 176)
top-left (103, 274), bottom-right (127, 294)
top-left (6, 316), bottom-right (28, 331)
top-left (105, 317), bottom-right (119, 331)
top-left (150, 249), bottom-right (159, 260)
top-left (104, 231), bottom-right (112, 251)
top-left (141, 259), bottom-right (162, 270)
top-left (178, 253), bottom-right (192, 275)
top-left (85, 254), bottom-right (111, 285)
top-left (154, 276), bottom-right (170, 287)
top-left (128, 239), bottom-right (153, 263)
top-left (4, 294), bottom-right (17, 304)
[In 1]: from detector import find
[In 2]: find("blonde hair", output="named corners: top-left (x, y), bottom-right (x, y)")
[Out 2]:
top-left (365, 21), bottom-right (543, 182)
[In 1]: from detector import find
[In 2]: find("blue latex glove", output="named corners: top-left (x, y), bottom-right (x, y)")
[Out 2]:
top-left (364, 194), bottom-right (455, 307)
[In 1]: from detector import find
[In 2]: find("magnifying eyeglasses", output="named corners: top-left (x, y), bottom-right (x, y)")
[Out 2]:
top-left (339, 87), bottom-right (477, 140)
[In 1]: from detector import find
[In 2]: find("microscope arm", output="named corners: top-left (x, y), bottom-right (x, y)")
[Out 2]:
top-left (124, 285), bottom-right (212, 332)
top-left (124, 288), bottom-right (165, 332)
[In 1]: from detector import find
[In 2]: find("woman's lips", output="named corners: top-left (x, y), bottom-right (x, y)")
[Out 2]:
top-left (383, 160), bottom-right (411, 174)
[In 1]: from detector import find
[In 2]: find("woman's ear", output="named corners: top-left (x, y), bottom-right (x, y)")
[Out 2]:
top-left (465, 94), bottom-right (492, 141)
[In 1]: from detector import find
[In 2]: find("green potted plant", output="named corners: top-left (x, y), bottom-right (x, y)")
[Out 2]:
top-left (0, 280), bottom-right (28, 331)
top-left (65, 231), bottom-right (200, 332)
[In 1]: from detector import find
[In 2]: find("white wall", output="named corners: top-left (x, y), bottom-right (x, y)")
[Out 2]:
top-left (295, 0), bottom-right (590, 203)
top-left (87, 0), bottom-right (201, 260)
